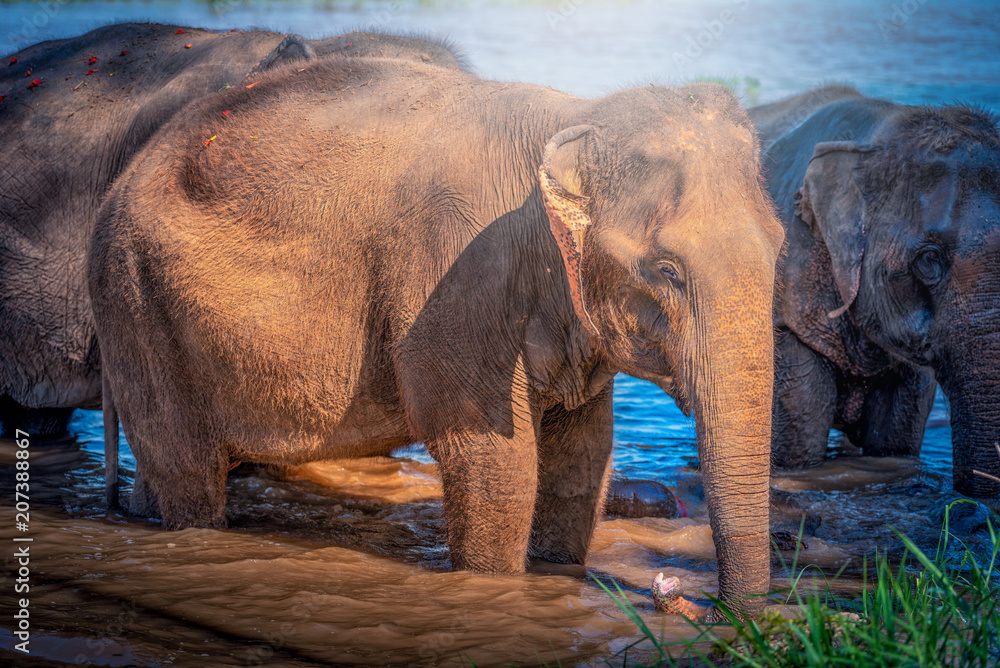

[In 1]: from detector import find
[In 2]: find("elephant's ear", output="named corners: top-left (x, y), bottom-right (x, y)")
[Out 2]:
top-left (796, 141), bottom-right (872, 319)
top-left (250, 34), bottom-right (317, 74)
top-left (540, 125), bottom-right (598, 335)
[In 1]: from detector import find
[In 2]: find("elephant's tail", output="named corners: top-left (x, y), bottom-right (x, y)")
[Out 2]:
top-left (102, 370), bottom-right (119, 509)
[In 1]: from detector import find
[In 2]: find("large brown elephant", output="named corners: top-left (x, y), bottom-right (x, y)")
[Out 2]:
top-left (90, 58), bottom-right (783, 616)
top-left (750, 86), bottom-right (1000, 498)
top-left (0, 23), bottom-right (464, 438)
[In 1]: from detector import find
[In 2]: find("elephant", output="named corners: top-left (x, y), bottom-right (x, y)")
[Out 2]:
top-left (89, 57), bottom-right (783, 617)
top-left (604, 479), bottom-right (687, 518)
top-left (749, 85), bottom-right (1000, 498)
top-left (0, 23), bottom-right (465, 439)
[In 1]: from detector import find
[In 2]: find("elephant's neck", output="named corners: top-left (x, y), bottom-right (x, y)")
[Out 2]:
top-left (470, 91), bottom-right (611, 409)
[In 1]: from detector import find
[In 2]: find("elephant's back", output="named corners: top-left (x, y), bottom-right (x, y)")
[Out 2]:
top-left (106, 54), bottom-right (561, 332)
top-left (88, 59), bottom-right (476, 435)
top-left (90, 56), bottom-right (581, 449)
top-left (749, 85), bottom-right (864, 151)
top-left (604, 480), bottom-right (684, 519)
top-left (758, 94), bottom-right (899, 217)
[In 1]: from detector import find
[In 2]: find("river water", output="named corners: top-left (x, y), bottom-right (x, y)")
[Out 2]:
top-left (1, 0), bottom-right (998, 665)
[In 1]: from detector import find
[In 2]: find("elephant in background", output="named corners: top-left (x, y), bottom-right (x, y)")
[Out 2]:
top-left (750, 85), bottom-right (1000, 498)
top-left (90, 57), bottom-right (783, 617)
top-left (0, 23), bottom-right (465, 438)
top-left (605, 479), bottom-right (687, 518)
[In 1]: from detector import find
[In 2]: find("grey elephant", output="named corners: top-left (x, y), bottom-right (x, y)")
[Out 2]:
top-left (0, 23), bottom-right (464, 438)
top-left (604, 479), bottom-right (687, 518)
top-left (750, 85), bottom-right (1000, 497)
top-left (90, 57), bottom-right (783, 616)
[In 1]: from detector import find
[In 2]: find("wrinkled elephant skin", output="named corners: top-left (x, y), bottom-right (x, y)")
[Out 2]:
top-left (91, 60), bottom-right (783, 616)
top-left (0, 23), bottom-right (464, 437)
top-left (751, 86), bottom-right (1000, 498)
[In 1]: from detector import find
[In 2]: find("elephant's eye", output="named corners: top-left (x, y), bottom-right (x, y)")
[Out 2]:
top-left (657, 260), bottom-right (684, 286)
top-left (914, 245), bottom-right (947, 285)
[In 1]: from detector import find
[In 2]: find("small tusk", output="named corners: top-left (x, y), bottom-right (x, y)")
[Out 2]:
top-left (973, 469), bottom-right (1000, 485)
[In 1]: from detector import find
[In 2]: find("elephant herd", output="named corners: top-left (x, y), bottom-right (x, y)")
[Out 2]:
top-left (2, 23), bottom-right (999, 619)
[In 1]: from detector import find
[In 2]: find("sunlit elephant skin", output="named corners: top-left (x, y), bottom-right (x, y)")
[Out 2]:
top-left (750, 85), bottom-right (1000, 498)
top-left (91, 58), bottom-right (783, 616)
top-left (0, 23), bottom-right (464, 439)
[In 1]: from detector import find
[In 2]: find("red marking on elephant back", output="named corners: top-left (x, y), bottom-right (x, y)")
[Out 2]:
top-left (222, 110), bottom-right (231, 116)
top-left (0, 96), bottom-right (5, 103)
top-left (205, 135), bottom-right (217, 147)
top-left (23, 69), bottom-right (31, 77)
top-left (86, 70), bottom-right (98, 76)
top-left (185, 44), bottom-right (193, 49)
top-left (176, 29), bottom-right (185, 34)
top-left (28, 78), bottom-right (41, 89)
top-left (245, 81), bottom-right (260, 89)
top-left (8, 57), bottom-right (16, 66)
top-left (88, 56), bottom-right (97, 65)
top-left (346, 42), bottom-right (352, 47)
top-left (120, 50), bottom-right (128, 56)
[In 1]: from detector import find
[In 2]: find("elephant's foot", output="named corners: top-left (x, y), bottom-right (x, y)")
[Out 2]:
top-left (651, 573), bottom-right (709, 621)
top-left (128, 469), bottom-right (161, 519)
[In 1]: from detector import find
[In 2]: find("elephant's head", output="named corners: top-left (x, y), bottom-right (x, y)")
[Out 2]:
top-left (539, 84), bottom-right (784, 617)
top-left (792, 105), bottom-right (1000, 498)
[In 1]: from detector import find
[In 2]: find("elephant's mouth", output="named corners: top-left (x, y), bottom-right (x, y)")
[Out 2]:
top-left (627, 369), bottom-right (691, 417)
top-left (621, 334), bottom-right (691, 415)
top-left (657, 377), bottom-right (692, 417)
top-left (649, 376), bottom-right (691, 417)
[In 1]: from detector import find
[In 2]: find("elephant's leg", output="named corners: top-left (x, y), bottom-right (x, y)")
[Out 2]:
top-left (128, 463), bottom-right (161, 519)
top-left (428, 426), bottom-right (539, 574)
top-left (772, 330), bottom-right (837, 469)
top-left (149, 451), bottom-right (227, 529)
top-left (529, 384), bottom-right (614, 564)
top-left (134, 424), bottom-right (228, 529)
top-left (847, 365), bottom-right (936, 457)
top-left (0, 396), bottom-right (74, 439)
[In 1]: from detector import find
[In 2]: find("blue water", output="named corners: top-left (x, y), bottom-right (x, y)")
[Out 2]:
top-left (17, 0), bottom-right (978, 479)
top-left (4, 0), bottom-right (1000, 108)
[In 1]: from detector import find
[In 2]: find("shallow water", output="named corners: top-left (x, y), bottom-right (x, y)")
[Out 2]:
top-left (2, 420), bottom-right (994, 667)
top-left (1, 0), bottom-right (999, 665)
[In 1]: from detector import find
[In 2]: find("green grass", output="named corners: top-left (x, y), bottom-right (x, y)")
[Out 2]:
top-left (595, 500), bottom-right (1000, 667)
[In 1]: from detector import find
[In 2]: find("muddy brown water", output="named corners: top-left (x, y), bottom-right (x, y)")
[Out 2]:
top-left (0, 422), bottom-right (995, 666)
top-left (2, 0), bottom-right (1000, 665)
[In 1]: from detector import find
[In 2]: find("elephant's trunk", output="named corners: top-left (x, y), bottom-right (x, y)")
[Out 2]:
top-left (944, 346), bottom-right (1000, 498)
top-left (686, 256), bottom-right (774, 619)
top-left (950, 391), bottom-right (1000, 498)
top-left (941, 285), bottom-right (1000, 498)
